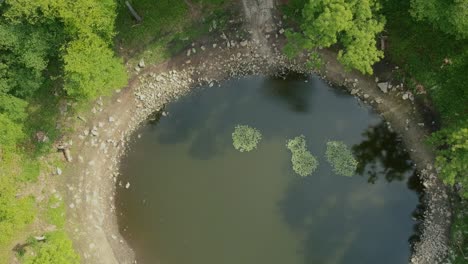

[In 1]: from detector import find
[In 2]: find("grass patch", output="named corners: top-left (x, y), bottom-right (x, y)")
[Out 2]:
top-left (115, 0), bottom-right (228, 65)
top-left (21, 231), bottom-right (80, 264)
top-left (45, 195), bottom-right (66, 229)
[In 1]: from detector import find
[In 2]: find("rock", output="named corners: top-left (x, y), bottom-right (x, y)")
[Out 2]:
top-left (186, 49), bottom-right (191, 56)
top-left (364, 94), bottom-right (370, 99)
top-left (213, 43), bottom-right (217, 48)
top-left (351, 89), bottom-right (359, 95)
top-left (36, 131), bottom-right (49, 143)
top-left (138, 59), bottom-right (145, 68)
top-left (108, 116), bottom-right (115, 123)
top-left (56, 167), bottom-right (62, 175)
top-left (200, 46), bottom-right (206, 51)
top-left (377, 82), bottom-right (388, 93)
top-left (279, 28), bottom-right (285, 34)
top-left (240, 40), bottom-right (248, 47)
top-left (402, 93), bottom-right (409, 100)
top-left (125, 182), bottom-right (130, 189)
top-left (91, 128), bottom-right (99, 137)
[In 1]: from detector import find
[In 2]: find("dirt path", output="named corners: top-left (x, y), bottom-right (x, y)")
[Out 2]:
top-left (61, 1), bottom-right (450, 264)
top-left (241, 0), bottom-right (276, 58)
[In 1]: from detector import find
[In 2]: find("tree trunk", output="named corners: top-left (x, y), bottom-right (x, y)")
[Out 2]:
top-left (125, 1), bottom-right (142, 23)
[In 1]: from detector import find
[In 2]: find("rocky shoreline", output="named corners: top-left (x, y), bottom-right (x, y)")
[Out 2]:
top-left (64, 3), bottom-right (450, 264)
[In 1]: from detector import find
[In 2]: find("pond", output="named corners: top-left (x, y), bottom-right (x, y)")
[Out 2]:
top-left (116, 74), bottom-right (421, 264)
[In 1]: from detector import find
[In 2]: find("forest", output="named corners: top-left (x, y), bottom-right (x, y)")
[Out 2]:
top-left (0, 0), bottom-right (466, 263)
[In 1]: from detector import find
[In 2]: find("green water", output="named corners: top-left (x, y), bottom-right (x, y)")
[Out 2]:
top-left (116, 75), bottom-right (421, 264)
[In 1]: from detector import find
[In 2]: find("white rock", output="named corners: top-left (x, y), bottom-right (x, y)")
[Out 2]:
top-left (377, 82), bottom-right (388, 93)
top-left (125, 182), bottom-right (130, 189)
top-left (56, 167), bottom-right (62, 175)
top-left (138, 59), bottom-right (145, 68)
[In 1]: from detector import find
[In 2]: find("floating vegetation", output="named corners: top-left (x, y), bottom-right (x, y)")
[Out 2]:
top-left (326, 141), bottom-right (358, 177)
top-left (232, 125), bottom-right (262, 152)
top-left (286, 135), bottom-right (319, 176)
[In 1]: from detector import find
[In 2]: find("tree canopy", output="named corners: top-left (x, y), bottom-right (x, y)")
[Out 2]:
top-left (410, 0), bottom-right (468, 39)
top-left (285, 0), bottom-right (385, 74)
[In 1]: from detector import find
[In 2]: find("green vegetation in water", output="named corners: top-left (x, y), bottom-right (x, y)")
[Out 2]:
top-left (326, 141), bottom-right (358, 177)
top-left (286, 135), bottom-right (318, 177)
top-left (232, 125), bottom-right (262, 152)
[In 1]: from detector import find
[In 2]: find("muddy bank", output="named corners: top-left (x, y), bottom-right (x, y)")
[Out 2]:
top-left (63, 2), bottom-right (450, 264)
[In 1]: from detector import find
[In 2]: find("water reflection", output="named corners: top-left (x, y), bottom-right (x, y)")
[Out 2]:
top-left (261, 73), bottom-right (313, 113)
top-left (352, 122), bottom-right (413, 184)
top-left (118, 75), bottom-right (421, 264)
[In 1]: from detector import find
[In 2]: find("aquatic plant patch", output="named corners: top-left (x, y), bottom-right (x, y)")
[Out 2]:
top-left (286, 135), bottom-right (319, 176)
top-left (232, 125), bottom-right (262, 152)
top-left (326, 141), bottom-right (358, 177)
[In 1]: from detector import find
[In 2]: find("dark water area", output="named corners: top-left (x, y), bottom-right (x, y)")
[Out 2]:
top-left (116, 75), bottom-right (422, 264)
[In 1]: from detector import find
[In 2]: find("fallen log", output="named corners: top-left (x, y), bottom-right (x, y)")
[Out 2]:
top-left (57, 144), bottom-right (73, 162)
top-left (125, 1), bottom-right (142, 23)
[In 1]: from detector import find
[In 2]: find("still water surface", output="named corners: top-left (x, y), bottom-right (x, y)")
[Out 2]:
top-left (117, 75), bottom-right (421, 264)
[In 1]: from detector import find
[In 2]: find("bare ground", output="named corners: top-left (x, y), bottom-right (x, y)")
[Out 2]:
top-left (60, 1), bottom-right (450, 264)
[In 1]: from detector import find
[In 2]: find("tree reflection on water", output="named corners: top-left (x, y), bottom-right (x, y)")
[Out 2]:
top-left (352, 122), bottom-right (413, 184)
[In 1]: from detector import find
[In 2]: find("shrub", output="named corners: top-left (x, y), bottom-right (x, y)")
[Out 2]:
top-left (23, 231), bottom-right (80, 264)
top-left (286, 135), bottom-right (319, 176)
top-left (430, 125), bottom-right (468, 198)
top-left (232, 125), bottom-right (262, 152)
top-left (326, 141), bottom-right (358, 177)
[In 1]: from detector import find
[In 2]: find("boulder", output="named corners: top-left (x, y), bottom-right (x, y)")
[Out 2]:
top-left (377, 82), bottom-right (388, 93)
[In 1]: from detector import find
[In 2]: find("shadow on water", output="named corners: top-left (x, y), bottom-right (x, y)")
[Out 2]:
top-left (352, 122), bottom-right (413, 184)
top-left (260, 73), bottom-right (312, 113)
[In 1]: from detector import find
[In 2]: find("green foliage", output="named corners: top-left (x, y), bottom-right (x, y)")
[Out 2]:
top-left (46, 195), bottom-right (65, 228)
top-left (0, 176), bottom-right (35, 245)
top-left (0, 113), bottom-right (24, 155)
top-left (447, 199), bottom-right (468, 264)
top-left (431, 124), bottom-right (468, 198)
top-left (23, 231), bottom-right (80, 264)
top-left (232, 125), bottom-right (262, 152)
top-left (18, 159), bottom-right (41, 183)
top-left (410, 0), bottom-right (468, 39)
top-left (382, 0), bottom-right (468, 122)
top-left (115, 0), bottom-right (189, 56)
top-left (0, 22), bottom-right (52, 98)
top-left (284, 0), bottom-right (385, 74)
top-left (286, 135), bottom-right (318, 177)
top-left (63, 33), bottom-right (127, 99)
top-left (326, 141), bottom-right (358, 177)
